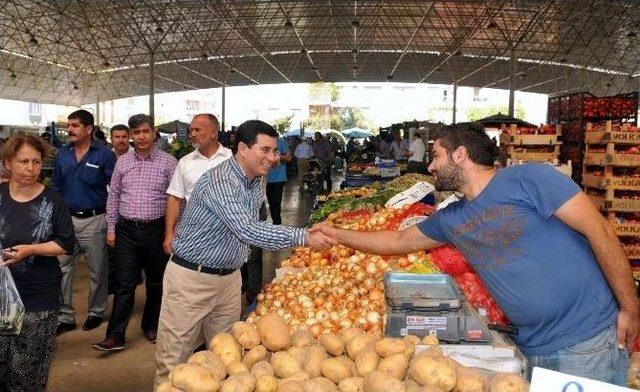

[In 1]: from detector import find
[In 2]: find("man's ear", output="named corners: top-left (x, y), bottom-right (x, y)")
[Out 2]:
top-left (451, 145), bottom-right (467, 164)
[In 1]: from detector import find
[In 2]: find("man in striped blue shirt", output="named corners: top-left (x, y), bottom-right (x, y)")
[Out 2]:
top-left (154, 120), bottom-right (335, 386)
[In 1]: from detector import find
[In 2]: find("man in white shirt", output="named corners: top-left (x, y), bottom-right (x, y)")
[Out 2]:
top-left (406, 133), bottom-right (427, 173)
top-left (163, 114), bottom-right (232, 254)
top-left (294, 137), bottom-right (313, 174)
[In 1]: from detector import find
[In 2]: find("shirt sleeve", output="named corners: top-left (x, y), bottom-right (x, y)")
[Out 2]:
top-left (50, 151), bottom-right (62, 192)
top-left (106, 159), bottom-right (123, 233)
top-left (518, 164), bottom-right (581, 219)
top-left (50, 190), bottom-right (76, 254)
top-left (416, 209), bottom-right (450, 243)
top-left (206, 176), bottom-right (306, 250)
top-left (103, 149), bottom-right (117, 186)
top-left (166, 158), bottom-right (185, 198)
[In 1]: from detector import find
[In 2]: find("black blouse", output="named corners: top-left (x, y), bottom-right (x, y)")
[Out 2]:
top-left (0, 183), bottom-right (75, 311)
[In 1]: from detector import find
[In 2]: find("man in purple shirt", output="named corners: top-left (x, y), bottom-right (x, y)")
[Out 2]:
top-left (93, 114), bottom-right (177, 352)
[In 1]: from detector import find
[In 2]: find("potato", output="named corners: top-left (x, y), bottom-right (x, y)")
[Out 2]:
top-left (304, 344), bottom-right (329, 378)
top-left (244, 345), bottom-right (268, 368)
top-left (210, 333), bottom-right (242, 366)
top-left (346, 334), bottom-right (379, 360)
top-left (375, 338), bottom-right (407, 358)
top-left (252, 360), bottom-right (275, 377)
top-left (256, 374), bottom-right (279, 392)
top-left (157, 382), bottom-right (182, 392)
top-left (227, 360), bottom-right (249, 375)
top-left (292, 329), bottom-right (315, 348)
top-left (287, 346), bottom-right (309, 364)
top-left (220, 371), bottom-right (256, 392)
top-left (318, 333), bottom-right (345, 356)
top-left (278, 379), bottom-right (304, 392)
top-left (338, 377), bottom-right (363, 392)
top-left (455, 367), bottom-right (486, 392)
top-left (320, 357), bottom-right (353, 383)
top-left (337, 327), bottom-right (363, 345)
top-left (420, 335), bottom-right (439, 346)
top-left (232, 321), bottom-right (262, 349)
top-left (304, 377), bottom-right (339, 392)
top-left (170, 363), bottom-right (221, 392)
top-left (416, 346), bottom-right (443, 358)
top-left (403, 336), bottom-right (419, 358)
top-left (272, 351), bottom-right (304, 378)
top-left (354, 348), bottom-right (379, 376)
top-left (409, 355), bottom-right (456, 391)
top-left (362, 370), bottom-right (406, 392)
top-left (287, 371), bottom-right (311, 382)
top-left (378, 353), bottom-right (409, 380)
top-left (258, 313), bottom-right (292, 351)
top-left (404, 335), bottom-right (421, 346)
top-left (188, 350), bottom-right (227, 381)
top-left (489, 373), bottom-right (527, 392)
top-left (404, 378), bottom-right (421, 392)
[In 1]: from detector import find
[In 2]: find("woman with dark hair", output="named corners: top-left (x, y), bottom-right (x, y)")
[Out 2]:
top-left (0, 134), bottom-right (75, 392)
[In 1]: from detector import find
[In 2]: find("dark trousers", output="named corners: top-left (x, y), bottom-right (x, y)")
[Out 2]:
top-left (266, 181), bottom-right (286, 225)
top-left (241, 203), bottom-right (267, 304)
top-left (323, 161), bottom-right (332, 192)
top-left (106, 218), bottom-right (168, 341)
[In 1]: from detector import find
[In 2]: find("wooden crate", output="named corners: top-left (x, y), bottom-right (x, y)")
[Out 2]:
top-left (603, 198), bottom-right (640, 212)
top-left (508, 151), bottom-right (558, 162)
top-left (509, 134), bottom-right (560, 145)
top-left (583, 152), bottom-right (640, 166)
top-left (613, 221), bottom-right (640, 236)
top-left (582, 174), bottom-right (640, 190)
top-left (624, 245), bottom-right (640, 260)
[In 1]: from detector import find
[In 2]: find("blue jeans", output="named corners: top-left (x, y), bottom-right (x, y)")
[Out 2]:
top-left (526, 324), bottom-right (630, 386)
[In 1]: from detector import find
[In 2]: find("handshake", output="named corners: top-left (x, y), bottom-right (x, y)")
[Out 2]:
top-left (305, 223), bottom-right (340, 250)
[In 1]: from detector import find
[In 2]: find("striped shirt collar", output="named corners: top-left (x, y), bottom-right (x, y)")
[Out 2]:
top-left (229, 155), bottom-right (261, 187)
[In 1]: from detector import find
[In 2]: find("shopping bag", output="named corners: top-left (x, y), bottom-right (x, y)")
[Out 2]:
top-left (0, 263), bottom-right (25, 335)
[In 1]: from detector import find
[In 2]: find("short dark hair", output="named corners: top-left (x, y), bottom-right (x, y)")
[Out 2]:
top-left (128, 114), bottom-right (153, 130)
top-left (94, 128), bottom-right (106, 141)
top-left (68, 109), bottom-right (94, 127)
top-left (233, 120), bottom-right (278, 154)
top-left (433, 122), bottom-right (497, 167)
top-left (110, 124), bottom-right (130, 135)
top-left (194, 113), bottom-right (220, 130)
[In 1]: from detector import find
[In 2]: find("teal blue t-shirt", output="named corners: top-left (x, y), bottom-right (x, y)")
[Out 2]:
top-left (417, 163), bottom-right (617, 355)
top-left (267, 138), bottom-right (289, 183)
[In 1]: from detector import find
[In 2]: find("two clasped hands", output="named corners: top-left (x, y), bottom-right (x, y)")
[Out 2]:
top-left (305, 223), bottom-right (340, 250)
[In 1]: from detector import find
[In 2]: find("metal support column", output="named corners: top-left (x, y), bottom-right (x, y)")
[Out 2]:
top-left (149, 51), bottom-right (155, 122)
top-left (221, 83), bottom-right (226, 132)
top-left (508, 48), bottom-right (516, 117)
top-left (452, 81), bottom-right (458, 124)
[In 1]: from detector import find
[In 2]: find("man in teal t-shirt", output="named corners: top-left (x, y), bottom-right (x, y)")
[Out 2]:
top-left (312, 123), bottom-right (639, 386)
top-left (266, 137), bottom-right (291, 224)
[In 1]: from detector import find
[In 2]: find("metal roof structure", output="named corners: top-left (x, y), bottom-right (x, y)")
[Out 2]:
top-left (1, 0), bottom-right (639, 107)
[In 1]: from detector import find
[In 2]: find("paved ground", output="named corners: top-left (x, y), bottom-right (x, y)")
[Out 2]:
top-left (47, 175), bottom-right (331, 392)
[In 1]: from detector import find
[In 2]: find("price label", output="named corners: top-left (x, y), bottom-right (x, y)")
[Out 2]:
top-left (530, 367), bottom-right (633, 392)
top-left (437, 194), bottom-right (461, 210)
top-left (385, 182), bottom-right (435, 209)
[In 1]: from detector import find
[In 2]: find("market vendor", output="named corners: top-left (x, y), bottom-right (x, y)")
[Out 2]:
top-left (311, 122), bottom-right (639, 386)
top-left (154, 120), bottom-right (337, 387)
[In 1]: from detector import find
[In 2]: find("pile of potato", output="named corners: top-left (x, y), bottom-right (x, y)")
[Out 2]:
top-left (157, 313), bottom-right (527, 392)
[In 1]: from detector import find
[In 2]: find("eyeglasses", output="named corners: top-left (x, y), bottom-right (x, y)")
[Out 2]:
top-left (257, 146), bottom-right (280, 157)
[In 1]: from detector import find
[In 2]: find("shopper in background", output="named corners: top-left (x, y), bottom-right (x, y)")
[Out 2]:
top-left (93, 114), bottom-right (177, 352)
top-left (406, 132), bottom-right (427, 173)
top-left (109, 124), bottom-right (132, 158)
top-left (389, 130), bottom-right (404, 160)
top-left (51, 110), bottom-right (116, 335)
top-left (312, 132), bottom-right (333, 193)
top-left (266, 136), bottom-right (291, 225)
top-left (94, 128), bottom-right (108, 146)
top-left (154, 120), bottom-right (337, 387)
top-left (0, 135), bottom-right (75, 392)
top-left (163, 113), bottom-right (231, 255)
top-left (294, 137), bottom-right (313, 175)
top-left (312, 122), bottom-right (638, 386)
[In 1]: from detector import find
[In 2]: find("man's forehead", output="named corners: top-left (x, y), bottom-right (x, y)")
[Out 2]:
top-left (254, 134), bottom-right (277, 146)
top-left (132, 124), bottom-right (153, 131)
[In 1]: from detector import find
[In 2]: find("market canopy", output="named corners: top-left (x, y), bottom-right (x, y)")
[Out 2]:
top-left (2, 1), bottom-right (639, 106)
top-left (342, 127), bottom-right (374, 138)
top-left (474, 113), bottom-right (538, 128)
top-left (156, 120), bottom-right (190, 134)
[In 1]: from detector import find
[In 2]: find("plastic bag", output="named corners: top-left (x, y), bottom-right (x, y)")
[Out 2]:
top-left (0, 263), bottom-right (25, 335)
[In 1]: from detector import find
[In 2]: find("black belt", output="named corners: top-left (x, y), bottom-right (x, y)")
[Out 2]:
top-left (70, 206), bottom-right (106, 219)
top-left (119, 216), bottom-right (165, 228)
top-left (171, 254), bottom-right (236, 276)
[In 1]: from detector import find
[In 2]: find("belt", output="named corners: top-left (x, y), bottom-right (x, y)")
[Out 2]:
top-left (70, 206), bottom-right (106, 219)
top-left (119, 216), bottom-right (165, 228)
top-left (171, 254), bottom-right (236, 276)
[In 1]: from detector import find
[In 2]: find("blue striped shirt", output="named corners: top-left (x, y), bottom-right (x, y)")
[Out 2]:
top-left (172, 156), bottom-right (307, 269)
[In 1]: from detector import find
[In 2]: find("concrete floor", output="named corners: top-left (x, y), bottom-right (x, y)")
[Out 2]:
top-left (46, 175), bottom-right (333, 392)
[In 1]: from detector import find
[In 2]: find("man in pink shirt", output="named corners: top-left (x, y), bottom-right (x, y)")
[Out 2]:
top-left (93, 114), bottom-right (177, 352)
